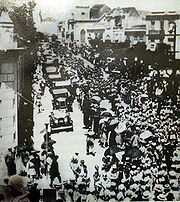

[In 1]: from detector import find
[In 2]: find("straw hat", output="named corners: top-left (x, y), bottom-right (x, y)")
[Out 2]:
top-left (118, 184), bottom-right (126, 191)
top-left (157, 194), bottom-right (167, 201)
top-left (117, 192), bottom-right (124, 200)
top-left (8, 175), bottom-right (24, 193)
top-left (154, 184), bottom-right (164, 192)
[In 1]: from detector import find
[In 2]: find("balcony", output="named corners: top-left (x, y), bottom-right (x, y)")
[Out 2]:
top-left (149, 30), bottom-right (161, 34)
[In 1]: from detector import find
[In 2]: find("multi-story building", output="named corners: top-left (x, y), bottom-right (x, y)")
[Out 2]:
top-left (58, 4), bottom-right (111, 45)
top-left (58, 5), bottom-right (147, 47)
top-left (103, 7), bottom-right (147, 46)
top-left (146, 11), bottom-right (180, 59)
top-left (0, 10), bottom-right (25, 152)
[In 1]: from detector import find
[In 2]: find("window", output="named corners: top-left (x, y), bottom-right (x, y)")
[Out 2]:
top-left (0, 118), bottom-right (2, 131)
top-left (13, 116), bottom-right (15, 126)
top-left (115, 16), bottom-right (122, 27)
top-left (1, 63), bottom-right (14, 73)
top-left (80, 29), bottom-right (86, 43)
top-left (151, 21), bottom-right (155, 25)
top-left (8, 74), bottom-right (14, 82)
top-left (81, 12), bottom-right (85, 15)
top-left (13, 99), bottom-right (15, 108)
top-left (0, 100), bottom-right (2, 104)
top-left (168, 37), bottom-right (174, 42)
top-left (0, 74), bottom-right (8, 81)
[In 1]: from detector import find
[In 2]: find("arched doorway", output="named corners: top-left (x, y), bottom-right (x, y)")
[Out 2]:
top-left (80, 29), bottom-right (86, 44)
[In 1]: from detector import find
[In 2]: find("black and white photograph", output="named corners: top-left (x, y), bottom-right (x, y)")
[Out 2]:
top-left (0, 0), bottom-right (180, 201)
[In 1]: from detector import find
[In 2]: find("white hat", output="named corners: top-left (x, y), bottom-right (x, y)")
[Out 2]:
top-left (154, 184), bottom-right (164, 192)
top-left (117, 192), bottom-right (124, 200)
top-left (115, 122), bottom-right (126, 133)
top-left (142, 191), bottom-right (152, 199)
top-left (157, 194), bottom-right (167, 201)
top-left (123, 197), bottom-right (131, 202)
top-left (169, 170), bottom-right (177, 177)
top-left (130, 183), bottom-right (139, 191)
top-left (109, 119), bottom-right (119, 126)
top-left (118, 184), bottom-right (126, 191)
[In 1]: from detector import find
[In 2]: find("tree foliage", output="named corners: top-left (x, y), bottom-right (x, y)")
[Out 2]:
top-left (9, 1), bottom-right (37, 43)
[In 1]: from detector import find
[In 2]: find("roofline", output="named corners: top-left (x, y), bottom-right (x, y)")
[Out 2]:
top-left (74, 13), bottom-right (106, 23)
top-left (0, 22), bottom-right (13, 24)
top-left (146, 14), bottom-right (180, 20)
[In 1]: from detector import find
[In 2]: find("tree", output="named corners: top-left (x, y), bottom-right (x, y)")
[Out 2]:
top-left (9, 1), bottom-right (37, 44)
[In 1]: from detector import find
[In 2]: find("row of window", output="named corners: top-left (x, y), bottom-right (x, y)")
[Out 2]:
top-left (151, 20), bottom-right (175, 26)
top-left (0, 116), bottom-right (16, 131)
top-left (71, 12), bottom-right (86, 16)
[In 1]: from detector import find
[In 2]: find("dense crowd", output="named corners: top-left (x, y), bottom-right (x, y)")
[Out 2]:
top-left (1, 40), bottom-right (179, 201)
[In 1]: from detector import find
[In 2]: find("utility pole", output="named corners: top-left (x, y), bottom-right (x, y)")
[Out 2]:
top-left (45, 123), bottom-right (49, 177)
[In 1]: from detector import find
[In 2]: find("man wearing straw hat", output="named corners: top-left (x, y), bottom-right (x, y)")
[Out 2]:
top-left (0, 175), bottom-right (30, 202)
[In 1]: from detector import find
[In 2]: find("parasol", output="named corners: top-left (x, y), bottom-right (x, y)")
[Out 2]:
top-left (109, 119), bottom-right (119, 126)
top-left (91, 96), bottom-right (101, 103)
top-left (101, 111), bottom-right (113, 117)
top-left (125, 148), bottom-right (143, 158)
top-left (140, 130), bottom-right (153, 140)
top-left (104, 145), bottom-right (120, 156)
top-left (114, 122), bottom-right (126, 134)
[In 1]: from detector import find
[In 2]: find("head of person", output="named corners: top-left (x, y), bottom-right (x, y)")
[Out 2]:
top-left (80, 160), bottom-right (85, 165)
top-left (8, 175), bottom-right (24, 197)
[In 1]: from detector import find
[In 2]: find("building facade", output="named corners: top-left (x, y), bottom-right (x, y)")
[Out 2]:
top-left (58, 4), bottom-right (180, 59)
top-left (0, 10), bottom-right (24, 152)
top-left (58, 5), bottom-right (147, 47)
top-left (146, 11), bottom-right (180, 59)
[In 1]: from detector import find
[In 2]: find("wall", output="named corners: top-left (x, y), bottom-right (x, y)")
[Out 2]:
top-left (0, 51), bottom-right (24, 153)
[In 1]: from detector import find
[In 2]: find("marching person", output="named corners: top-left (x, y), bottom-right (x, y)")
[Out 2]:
top-left (49, 155), bottom-right (61, 187)
top-left (5, 148), bottom-right (16, 177)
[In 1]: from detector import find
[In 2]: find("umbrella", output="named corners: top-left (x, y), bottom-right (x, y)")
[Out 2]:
top-left (100, 107), bottom-right (107, 111)
top-left (109, 119), bottom-right (119, 126)
top-left (101, 111), bottom-right (113, 117)
top-left (100, 99), bottom-right (111, 110)
top-left (140, 130), bottom-right (152, 140)
top-left (110, 145), bottom-right (120, 154)
top-left (91, 96), bottom-right (101, 103)
top-left (125, 148), bottom-right (143, 158)
top-left (104, 145), bottom-right (120, 156)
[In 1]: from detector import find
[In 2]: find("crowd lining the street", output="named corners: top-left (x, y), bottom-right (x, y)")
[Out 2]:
top-left (1, 40), bottom-right (179, 201)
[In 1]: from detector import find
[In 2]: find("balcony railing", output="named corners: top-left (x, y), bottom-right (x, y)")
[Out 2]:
top-left (149, 30), bottom-right (161, 34)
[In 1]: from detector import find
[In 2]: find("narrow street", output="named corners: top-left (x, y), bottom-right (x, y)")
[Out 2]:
top-left (32, 53), bottom-right (105, 189)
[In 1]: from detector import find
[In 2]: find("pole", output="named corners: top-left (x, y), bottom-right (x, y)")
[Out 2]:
top-left (169, 21), bottom-right (176, 60)
top-left (45, 123), bottom-right (49, 177)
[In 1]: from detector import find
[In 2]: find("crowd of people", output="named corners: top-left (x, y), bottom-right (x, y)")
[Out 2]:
top-left (0, 39), bottom-right (179, 201)
top-left (64, 43), bottom-right (179, 201)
